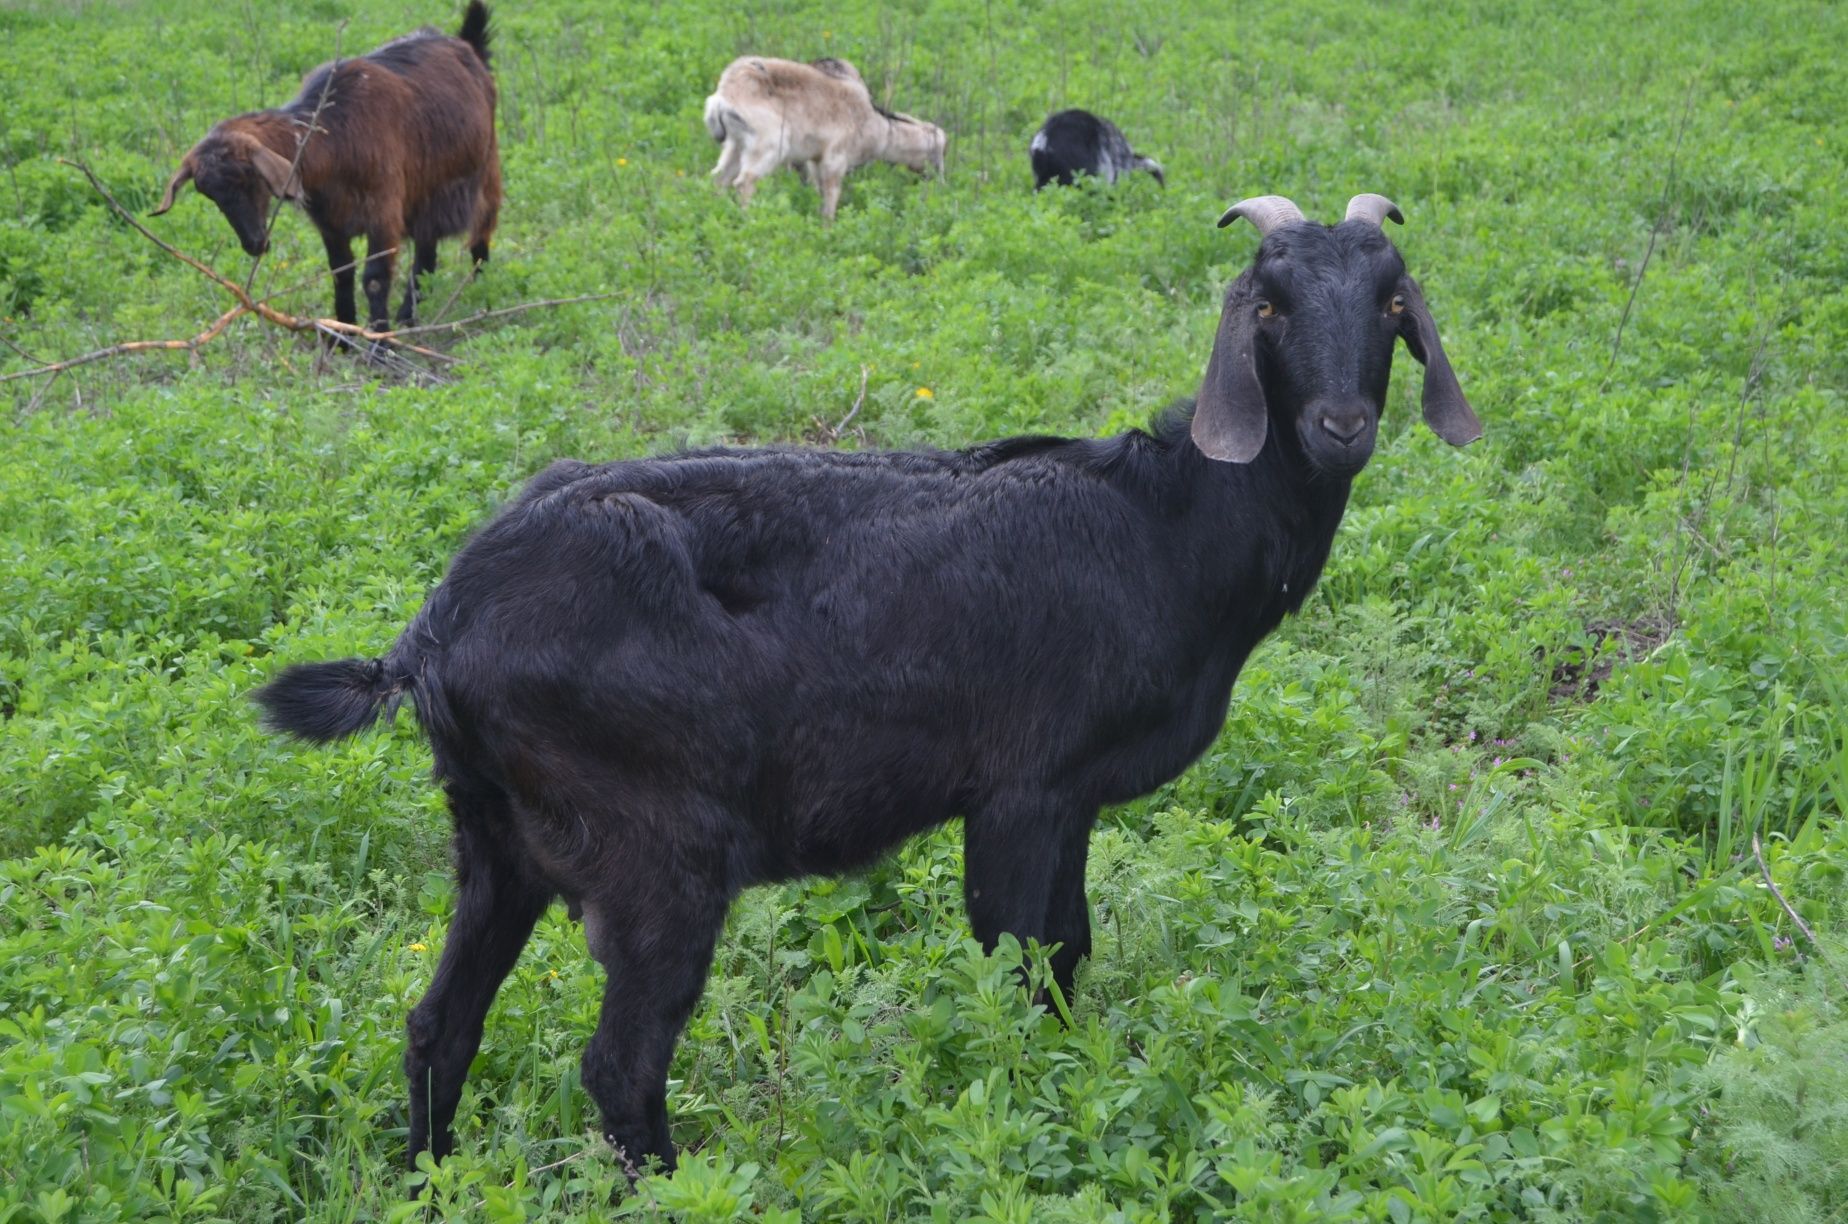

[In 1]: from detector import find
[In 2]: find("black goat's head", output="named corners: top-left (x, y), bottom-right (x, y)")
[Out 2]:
top-left (151, 122), bottom-right (304, 257)
top-left (1193, 193), bottom-right (1480, 478)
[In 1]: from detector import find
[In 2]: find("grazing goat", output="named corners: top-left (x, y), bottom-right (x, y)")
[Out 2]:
top-left (703, 56), bottom-right (946, 222)
top-left (1030, 108), bottom-right (1164, 190)
top-left (151, 3), bottom-right (501, 339)
top-left (255, 192), bottom-right (1481, 1177)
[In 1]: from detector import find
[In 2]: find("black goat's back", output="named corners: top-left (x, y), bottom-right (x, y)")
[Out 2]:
top-left (385, 420), bottom-right (1302, 890)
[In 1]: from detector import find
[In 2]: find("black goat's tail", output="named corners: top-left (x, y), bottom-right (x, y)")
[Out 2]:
top-left (458, 1), bottom-right (493, 66)
top-left (253, 657), bottom-right (409, 744)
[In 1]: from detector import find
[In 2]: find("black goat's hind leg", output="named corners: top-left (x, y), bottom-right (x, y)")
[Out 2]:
top-left (404, 796), bottom-right (552, 1173)
top-left (579, 863), bottom-right (728, 1179)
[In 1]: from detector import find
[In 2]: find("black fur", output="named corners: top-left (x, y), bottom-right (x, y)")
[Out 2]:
top-left (1030, 108), bottom-right (1163, 190)
top-left (457, 0), bottom-right (492, 65)
top-left (255, 217), bottom-right (1473, 1177)
top-left (255, 659), bottom-right (398, 742)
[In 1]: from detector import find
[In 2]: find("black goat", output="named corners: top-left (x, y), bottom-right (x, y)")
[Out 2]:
top-left (151, 3), bottom-right (500, 340)
top-left (1030, 108), bottom-right (1164, 189)
top-left (254, 192), bottom-right (1480, 1177)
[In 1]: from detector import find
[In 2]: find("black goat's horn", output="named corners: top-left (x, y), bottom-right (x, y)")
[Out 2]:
top-left (1344, 193), bottom-right (1404, 227)
top-left (1217, 195), bottom-right (1305, 235)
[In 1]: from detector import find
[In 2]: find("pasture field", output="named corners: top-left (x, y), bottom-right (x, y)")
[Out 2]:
top-left (3, 0), bottom-right (1846, 1218)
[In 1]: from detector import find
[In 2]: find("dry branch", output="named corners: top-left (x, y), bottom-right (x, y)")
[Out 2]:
top-left (1753, 833), bottom-right (1820, 949)
top-left (388, 293), bottom-right (618, 339)
top-left (244, 21), bottom-right (346, 298)
top-left (2, 160), bottom-right (610, 390)
top-left (810, 363), bottom-right (871, 443)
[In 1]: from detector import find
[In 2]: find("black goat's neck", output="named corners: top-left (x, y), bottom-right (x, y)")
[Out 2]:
top-left (1179, 422), bottom-right (1353, 636)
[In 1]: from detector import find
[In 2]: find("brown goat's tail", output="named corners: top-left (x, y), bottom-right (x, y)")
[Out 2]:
top-left (458, 1), bottom-right (492, 66)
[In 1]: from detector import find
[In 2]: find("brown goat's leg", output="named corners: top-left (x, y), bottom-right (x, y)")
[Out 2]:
top-left (362, 233), bottom-right (399, 337)
top-left (405, 798), bottom-right (552, 1173)
top-left (579, 871), bottom-right (728, 1179)
top-left (470, 160), bottom-right (500, 269)
top-left (396, 241), bottom-right (438, 326)
top-left (321, 231), bottom-right (357, 350)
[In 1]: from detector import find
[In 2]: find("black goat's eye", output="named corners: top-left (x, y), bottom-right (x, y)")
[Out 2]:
top-left (1256, 299), bottom-right (1276, 318)
top-left (1389, 294), bottom-right (1406, 315)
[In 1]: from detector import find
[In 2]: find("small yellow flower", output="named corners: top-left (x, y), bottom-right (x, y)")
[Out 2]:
top-left (675, 168), bottom-right (685, 177)
top-left (617, 157), bottom-right (629, 167)
top-left (823, 29), bottom-right (832, 39)
top-left (915, 387), bottom-right (934, 399)
top-left (548, 969), bottom-right (560, 980)
top-left (409, 942), bottom-right (427, 953)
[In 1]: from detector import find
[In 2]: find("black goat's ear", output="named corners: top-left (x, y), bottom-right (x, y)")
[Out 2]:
top-left (1193, 290), bottom-right (1267, 463)
top-left (1396, 277), bottom-right (1482, 447)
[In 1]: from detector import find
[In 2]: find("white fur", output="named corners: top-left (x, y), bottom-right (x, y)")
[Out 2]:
top-left (704, 56), bottom-right (946, 223)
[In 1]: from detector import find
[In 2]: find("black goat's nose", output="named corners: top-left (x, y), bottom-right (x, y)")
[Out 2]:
top-left (1319, 414), bottom-right (1368, 445)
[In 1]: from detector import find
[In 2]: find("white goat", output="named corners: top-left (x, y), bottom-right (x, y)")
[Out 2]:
top-left (703, 56), bottom-right (946, 222)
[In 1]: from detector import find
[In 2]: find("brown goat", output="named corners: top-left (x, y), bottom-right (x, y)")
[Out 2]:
top-left (152, 3), bottom-right (501, 341)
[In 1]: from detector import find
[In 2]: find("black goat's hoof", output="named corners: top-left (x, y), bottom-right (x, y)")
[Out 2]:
top-left (604, 1132), bottom-right (674, 1185)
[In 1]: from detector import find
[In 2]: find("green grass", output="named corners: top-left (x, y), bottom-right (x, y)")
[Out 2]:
top-left (3, 0), bottom-right (1846, 1219)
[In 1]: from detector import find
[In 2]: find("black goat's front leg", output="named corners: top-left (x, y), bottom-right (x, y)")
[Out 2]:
top-left (963, 797), bottom-right (1098, 1009)
top-left (579, 866), bottom-right (728, 1178)
top-left (321, 231), bottom-right (357, 350)
top-left (396, 240), bottom-right (438, 326)
top-left (405, 807), bottom-right (552, 1170)
top-left (1042, 820), bottom-right (1095, 1009)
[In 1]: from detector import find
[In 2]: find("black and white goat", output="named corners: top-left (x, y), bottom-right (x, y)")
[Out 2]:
top-left (1029, 108), bottom-right (1164, 189)
top-left (255, 192), bottom-right (1480, 1177)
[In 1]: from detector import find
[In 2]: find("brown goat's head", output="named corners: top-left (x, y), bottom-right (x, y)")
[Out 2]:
top-left (1193, 193), bottom-right (1480, 478)
top-left (151, 123), bottom-right (303, 257)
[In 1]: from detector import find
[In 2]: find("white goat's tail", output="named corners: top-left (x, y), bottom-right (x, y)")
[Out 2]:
top-left (703, 93), bottom-right (737, 143)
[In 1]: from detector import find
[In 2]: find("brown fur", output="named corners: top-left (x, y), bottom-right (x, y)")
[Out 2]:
top-left (152, 4), bottom-right (500, 336)
top-left (703, 56), bottom-right (946, 223)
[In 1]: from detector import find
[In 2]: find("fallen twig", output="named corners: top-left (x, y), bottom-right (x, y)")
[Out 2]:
top-left (1753, 833), bottom-right (1819, 949)
top-left (2, 161), bottom-right (605, 390)
top-left (0, 302), bottom-right (245, 383)
top-left (388, 293), bottom-right (618, 339)
top-left (1601, 80), bottom-right (1697, 391)
top-left (526, 1147), bottom-right (592, 1177)
top-left (811, 363), bottom-right (871, 443)
top-left (0, 329), bottom-right (44, 365)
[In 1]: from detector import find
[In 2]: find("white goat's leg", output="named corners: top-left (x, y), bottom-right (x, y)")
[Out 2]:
top-left (818, 170), bottom-right (845, 223)
top-left (732, 147), bottom-right (783, 210)
top-left (711, 139), bottom-right (744, 188)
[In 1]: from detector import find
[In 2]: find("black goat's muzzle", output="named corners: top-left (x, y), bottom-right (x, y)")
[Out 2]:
top-left (1299, 399), bottom-right (1378, 476)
